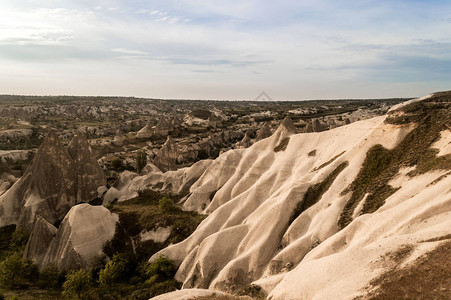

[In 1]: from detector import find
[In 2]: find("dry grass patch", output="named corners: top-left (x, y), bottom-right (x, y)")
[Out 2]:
top-left (274, 137), bottom-right (290, 152)
top-left (365, 241), bottom-right (451, 299)
top-left (339, 93), bottom-right (451, 230)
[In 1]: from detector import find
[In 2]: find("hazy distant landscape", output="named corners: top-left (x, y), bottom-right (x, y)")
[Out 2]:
top-left (0, 93), bottom-right (450, 300)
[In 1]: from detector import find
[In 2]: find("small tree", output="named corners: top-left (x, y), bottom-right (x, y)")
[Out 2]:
top-left (9, 227), bottom-right (29, 251)
top-left (136, 150), bottom-right (147, 174)
top-left (158, 197), bottom-right (176, 213)
top-left (145, 255), bottom-right (177, 283)
top-left (62, 269), bottom-right (92, 299)
top-left (98, 253), bottom-right (129, 285)
top-left (0, 252), bottom-right (36, 288)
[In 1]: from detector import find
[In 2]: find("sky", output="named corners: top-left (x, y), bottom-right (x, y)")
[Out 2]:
top-left (0, 0), bottom-right (451, 100)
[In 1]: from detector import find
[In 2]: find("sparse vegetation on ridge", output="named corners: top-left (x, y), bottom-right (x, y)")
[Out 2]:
top-left (274, 137), bottom-right (290, 152)
top-left (289, 161), bottom-right (349, 225)
top-left (339, 92), bottom-right (451, 230)
top-left (313, 151), bottom-right (346, 171)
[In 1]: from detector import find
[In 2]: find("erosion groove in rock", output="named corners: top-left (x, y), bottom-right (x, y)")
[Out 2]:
top-left (289, 161), bottom-right (348, 225)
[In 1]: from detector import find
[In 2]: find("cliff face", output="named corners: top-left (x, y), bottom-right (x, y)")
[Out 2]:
top-left (0, 132), bottom-right (106, 229)
top-left (149, 93), bottom-right (451, 299)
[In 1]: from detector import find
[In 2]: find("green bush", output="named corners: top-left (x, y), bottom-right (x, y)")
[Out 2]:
top-left (148, 279), bottom-right (181, 298)
top-left (37, 264), bottom-right (64, 289)
top-left (170, 218), bottom-right (198, 244)
top-left (98, 253), bottom-right (130, 285)
top-left (9, 227), bottom-right (30, 252)
top-left (62, 269), bottom-right (92, 299)
top-left (158, 197), bottom-right (176, 213)
top-left (145, 255), bottom-right (177, 283)
top-left (0, 252), bottom-right (37, 288)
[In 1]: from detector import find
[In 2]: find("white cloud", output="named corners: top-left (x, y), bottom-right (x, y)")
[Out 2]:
top-left (0, 0), bottom-right (450, 99)
top-left (111, 48), bottom-right (149, 55)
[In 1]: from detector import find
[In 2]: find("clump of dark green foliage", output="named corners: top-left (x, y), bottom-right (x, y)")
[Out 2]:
top-left (338, 92), bottom-right (451, 229)
top-left (289, 161), bottom-right (348, 224)
top-left (98, 191), bottom-right (205, 298)
top-left (0, 227), bottom-right (38, 289)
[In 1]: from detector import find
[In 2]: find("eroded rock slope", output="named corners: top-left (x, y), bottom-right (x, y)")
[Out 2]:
top-left (150, 92), bottom-right (451, 299)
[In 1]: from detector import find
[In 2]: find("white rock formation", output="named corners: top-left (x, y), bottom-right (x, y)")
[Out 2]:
top-left (148, 95), bottom-right (451, 299)
top-left (25, 204), bottom-right (118, 270)
top-left (103, 159), bottom-right (213, 204)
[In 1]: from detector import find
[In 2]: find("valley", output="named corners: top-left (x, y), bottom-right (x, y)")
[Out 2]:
top-left (0, 93), bottom-right (450, 299)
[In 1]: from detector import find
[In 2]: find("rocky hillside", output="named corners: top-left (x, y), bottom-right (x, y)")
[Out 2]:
top-left (148, 92), bottom-right (451, 299)
top-left (0, 132), bottom-right (106, 229)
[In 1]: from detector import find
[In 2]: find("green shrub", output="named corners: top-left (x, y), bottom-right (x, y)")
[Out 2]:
top-left (0, 252), bottom-right (37, 288)
top-left (98, 253), bottom-right (130, 285)
top-left (9, 227), bottom-right (30, 252)
top-left (37, 264), bottom-right (64, 289)
top-left (148, 279), bottom-right (181, 297)
top-left (158, 197), bottom-right (176, 213)
top-left (0, 225), bottom-right (16, 258)
top-left (145, 255), bottom-right (177, 283)
top-left (170, 217), bottom-right (198, 244)
top-left (102, 223), bottom-right (134, 259)
top-left (62, 269), bottom-right (92, 299)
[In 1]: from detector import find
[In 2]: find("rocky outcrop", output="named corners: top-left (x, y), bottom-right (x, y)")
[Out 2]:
top-left (0, 128), bottom-right (33, 143)
top-left (154, 136), bottom-right (178, 172)
top-left (103, 159), bottom-right (213, 204)
top-left (136, 123), bottom-right (153, 139)
top-left (140, 163), bottom-right (162, 175)
top-left (208, 115), bottom-right (222, 128)
top-left (25, 204), bottom-right (118, 270)
top-left (235, 133), bottom-right (252, 149)
top-left (68, 134), bottom-right (107, 203)
top-left (155, 118), bottom-right (174, 137)
top-left (0, 132), bottom-right (106, 229)
top-left (279, 116), bottom-right (296, 133)
top-left (305, 119), bottom-right (326, 133)
top-left (112, 129), bottom-right (124, 146)
top-left (256, 122), bottom-right (272, 141)
top-left (23, 216), bottom-right (58, 267)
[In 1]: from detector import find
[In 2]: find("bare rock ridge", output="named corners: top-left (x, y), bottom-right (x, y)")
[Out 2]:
top-left (0, 132), bottom-right (106, 229)
top-left (148, 93), bottom-right (451, 299)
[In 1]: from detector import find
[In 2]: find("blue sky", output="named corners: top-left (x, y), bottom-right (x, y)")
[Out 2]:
top-left (0, 0), bottom-right (450, 100)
